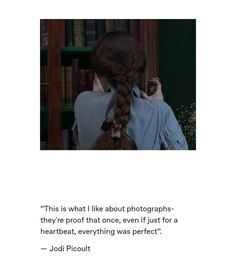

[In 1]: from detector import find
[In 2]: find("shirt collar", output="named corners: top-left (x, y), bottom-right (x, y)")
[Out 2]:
top-left (106, 84), bottom-right (141, 98)
top-left (132, 85), bottom-right (141, 98)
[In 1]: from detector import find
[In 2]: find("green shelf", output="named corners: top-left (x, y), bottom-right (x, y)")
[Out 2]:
top-left (40, 106), bottom-right (73, 113)
top-left (40, 46), bottom-right (93, 67)
top-left (62, 46), bottom-right (93, 53)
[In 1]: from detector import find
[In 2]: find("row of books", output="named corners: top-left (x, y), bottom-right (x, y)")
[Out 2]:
top-left (40, 19), bottom-right (140, 47)
top-left (40, 19), bottom-right (158, 89)
top-left (40, 58), bottom-right (94, 106)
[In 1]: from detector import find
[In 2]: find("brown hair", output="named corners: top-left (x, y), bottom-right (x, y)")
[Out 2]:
top-left (90, 31), bottom-right (146, 149)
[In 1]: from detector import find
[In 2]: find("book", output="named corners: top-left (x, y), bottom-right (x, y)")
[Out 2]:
top-left (114, 20), bottom-right (128, 32)
top-left (105, 20), bottom-right (115, 32)
top-left (73, 20), bottom-right (85, 46)
top-left (66, 19), bottom-right (74, 46)
top-left (65, 66), bottom-right (73, 106)
top-left (61, 129), bottom-right (70, 150)
top-left (85, 20), bottom-right (96, 46)
top-left (96, 20), bottom-right (106, 40)
top-left (72, 58), bottom-right (79, 103)
top-left (40, 20), bottom-right (48, 46)
top-left (78, 69), bottom-right (88, 94)
top-left (61, 67), bottom-right (65, 106)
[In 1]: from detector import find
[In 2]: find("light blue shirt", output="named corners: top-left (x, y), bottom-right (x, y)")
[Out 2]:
top-left (73, 85), bottom-right (188, 150)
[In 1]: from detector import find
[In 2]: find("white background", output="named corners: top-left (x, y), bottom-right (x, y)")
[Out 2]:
top-left (1, 0), bottom-right (236, 273)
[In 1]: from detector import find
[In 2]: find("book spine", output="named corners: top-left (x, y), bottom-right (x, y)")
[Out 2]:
top-left (85, 20), bottom-right (96, 47)
top-left (73, 20), bottom-right (80, 46)
top-left (78, 20), bottom-right (86, 46)
top-left (61, 66), bottom-right (65, 106)
top-left (105, 20), bottom-right (115, 32)
top-left (78, 69), bottom-right (87, 94)
top-left (66, 19), bottom-right (74, 46)
top-left (40, 19), bottom-right (48, 47)
top-left (61, 129), bottom-right (70, 150)
top-left (73, 20), bottom-right (85, 46)
top-left (72, 58), bottom-right (79, 103)
top-left (96, 19), bottom-right (106, 40)
top-left (65, 66), bottom-right (73, 106)
top-left (114, 20), bottom-right (128, 32)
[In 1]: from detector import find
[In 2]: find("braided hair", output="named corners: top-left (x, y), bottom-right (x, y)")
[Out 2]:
top-left (90, 31), bottom-right (146, 149)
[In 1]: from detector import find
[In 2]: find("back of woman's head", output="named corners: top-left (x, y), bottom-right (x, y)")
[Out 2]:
top-left (90, 31), bottom-right (146, 150)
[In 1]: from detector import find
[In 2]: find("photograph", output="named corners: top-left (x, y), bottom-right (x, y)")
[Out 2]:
top-left (40, 19), bottom-right (196, 150)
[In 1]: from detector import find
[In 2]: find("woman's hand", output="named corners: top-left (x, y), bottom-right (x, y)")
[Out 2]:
top-left (141, 77), bottom-right (164, 100)
top-left (188, 111), bottom-right (196, 123)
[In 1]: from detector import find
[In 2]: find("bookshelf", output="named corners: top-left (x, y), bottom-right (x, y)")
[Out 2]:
top-left (40, 20), bottom-right (95, 149)
top-left (40, 19), bottom-right (159, 150)
top-left (40, 44), bottom-right (93, 147)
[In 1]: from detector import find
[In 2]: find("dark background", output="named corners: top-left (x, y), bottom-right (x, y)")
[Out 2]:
top-left (158, 19), bottom-right (196, 109)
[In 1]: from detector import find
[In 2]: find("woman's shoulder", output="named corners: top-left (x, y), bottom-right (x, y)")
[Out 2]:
top-left (74, 90), bottom-right (100, 103)
top-left (137, 97), bottom-right (173, 117)
top-left (147, 98), bottom-right (171, 110)
top-left (74, 90), bottom-right (112, 109)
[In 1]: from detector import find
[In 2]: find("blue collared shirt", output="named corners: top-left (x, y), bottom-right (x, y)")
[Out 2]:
top-left (73, 85), bottom-right (188, 150)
